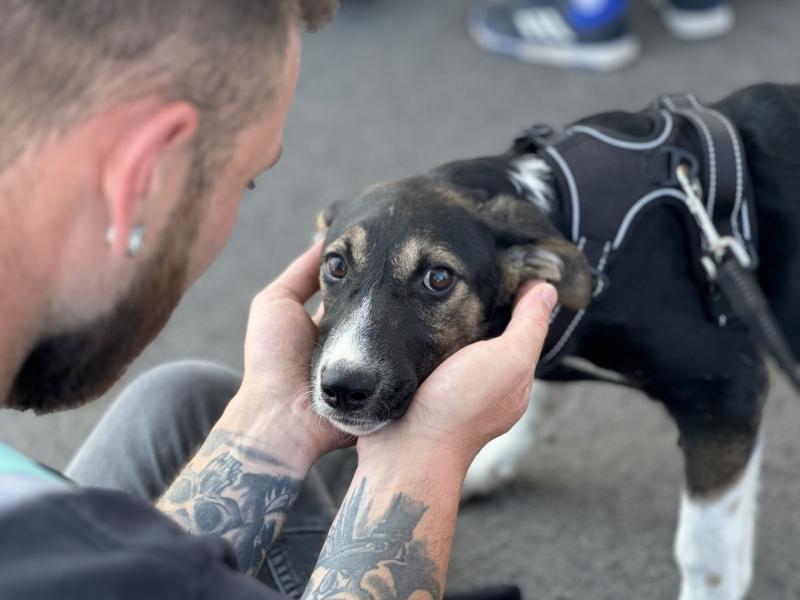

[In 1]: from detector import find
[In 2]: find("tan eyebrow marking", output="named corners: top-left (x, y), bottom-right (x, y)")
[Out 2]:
top-left (349, 225), bottom-right (368, 264)
top-left (428, 247), bottom-right (466, 273)
top-left (392, 238), bottom-right (466, 280)
top-left (324, 225), bottom-right (368, 265)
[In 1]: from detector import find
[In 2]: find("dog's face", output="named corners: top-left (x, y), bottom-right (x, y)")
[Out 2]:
top-left (311, 172), bottom-right (590, 435)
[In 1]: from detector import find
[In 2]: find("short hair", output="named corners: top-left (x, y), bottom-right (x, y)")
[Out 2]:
top-left (0, 0), bottom-right (338, 171)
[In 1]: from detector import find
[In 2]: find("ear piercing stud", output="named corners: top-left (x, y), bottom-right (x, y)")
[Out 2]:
top-left (105, 224), bottom-right (146, 258)
top-left (126, 224), bottom-right (145, 257)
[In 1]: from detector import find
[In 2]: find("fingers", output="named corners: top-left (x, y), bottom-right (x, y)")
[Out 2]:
top-left (499, 281), bottom-right (558, 366)
top-left (262, 240), bottom-right (323, 304)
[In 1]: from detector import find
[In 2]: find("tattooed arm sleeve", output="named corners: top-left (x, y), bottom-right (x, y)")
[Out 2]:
top-left (303, 455), bottom-right (468, 600)
top-left (157, 429), bottom-right (304, 575)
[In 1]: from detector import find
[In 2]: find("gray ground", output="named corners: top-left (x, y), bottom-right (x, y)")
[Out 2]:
top-left (2, 0), bottom-right (799, 598)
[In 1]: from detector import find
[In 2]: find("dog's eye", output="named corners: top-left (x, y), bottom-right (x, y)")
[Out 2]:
top-left (423, 267), bottom-right (455, 293)
top-left (324, 253), bottom-right (348, 279)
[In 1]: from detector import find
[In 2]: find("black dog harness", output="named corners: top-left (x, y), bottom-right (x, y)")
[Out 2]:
top-left (516, 93), bottom-right (800, 391)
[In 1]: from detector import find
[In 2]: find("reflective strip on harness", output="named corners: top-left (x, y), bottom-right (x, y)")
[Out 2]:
top-left (525, 92), bottom-right (759, 372)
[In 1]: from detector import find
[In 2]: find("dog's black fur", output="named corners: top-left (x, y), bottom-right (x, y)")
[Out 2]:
top-left (313, 83), bottom-right (800, 497)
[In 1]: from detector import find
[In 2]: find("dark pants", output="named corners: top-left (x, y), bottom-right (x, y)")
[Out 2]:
top-left (66, 360), bottom-right (343, 599)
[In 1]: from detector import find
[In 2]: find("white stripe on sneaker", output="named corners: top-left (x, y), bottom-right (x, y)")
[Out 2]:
top-left (514, 10), bottom-right (549, 41)
top-left (469, 8), bottom-right (641, 72)
top-left (540, 8), bottom-right (576, 42)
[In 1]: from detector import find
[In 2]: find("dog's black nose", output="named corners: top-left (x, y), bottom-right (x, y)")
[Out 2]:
top-left (320, 365), bottom-right (376, 411)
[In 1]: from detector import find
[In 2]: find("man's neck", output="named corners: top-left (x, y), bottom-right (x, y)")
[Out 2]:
top-left (0, 264), bottom-right (40, 408)
top-left (0, 172), bottom-right (51, 408)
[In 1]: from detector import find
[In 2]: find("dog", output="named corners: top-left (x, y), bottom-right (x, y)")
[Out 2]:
top-left (309, 83), bottom-right (800, 599)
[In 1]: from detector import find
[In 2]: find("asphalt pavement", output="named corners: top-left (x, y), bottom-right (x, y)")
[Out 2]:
top-left (2, 1), bottom-right (799, 598)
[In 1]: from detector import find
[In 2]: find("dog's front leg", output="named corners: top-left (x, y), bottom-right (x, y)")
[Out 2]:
top-left (666, 383), bottom-right (766, 600)
top-left (675, 436), bottom-right (762, 600)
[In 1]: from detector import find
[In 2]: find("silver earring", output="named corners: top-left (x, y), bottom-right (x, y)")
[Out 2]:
top-left (126, 224), bottom-right (146, 257)
top-left (105, 226), bottom-right (116, 246)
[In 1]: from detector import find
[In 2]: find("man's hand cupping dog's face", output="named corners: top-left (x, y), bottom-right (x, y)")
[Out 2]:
top-left (228, 240), bottom-right (555, 471)
top-left (226, 241), bottom-right (354, 468)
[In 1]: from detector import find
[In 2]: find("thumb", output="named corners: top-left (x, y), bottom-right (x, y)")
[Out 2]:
top-left (501, 281), bottom-right (558, 365)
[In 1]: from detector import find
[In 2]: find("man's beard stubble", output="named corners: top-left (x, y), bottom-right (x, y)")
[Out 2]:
top-left (6, 174), bottom-right (205, 414)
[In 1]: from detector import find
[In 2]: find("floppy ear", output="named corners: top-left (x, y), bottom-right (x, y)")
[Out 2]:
top-left (497, 239), bottom-right (592, 310)
top-left (314, 199), bottom-right (344, 240)
top-left (476, 195), bottom-right (592, 310)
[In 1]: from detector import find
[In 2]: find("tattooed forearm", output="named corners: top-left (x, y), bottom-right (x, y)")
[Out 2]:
top-left (304, 477), bottom-right (440, 600)
top-left (157, 430), bottom-right (302, 574)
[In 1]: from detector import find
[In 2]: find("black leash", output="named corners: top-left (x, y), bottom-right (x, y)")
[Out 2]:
top-left (716, 259), bottom-right (800, 392)
top-left (675, 162), bottom-right (800, 394)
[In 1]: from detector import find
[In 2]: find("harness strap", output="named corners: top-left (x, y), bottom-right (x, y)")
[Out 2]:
top-left (532, 92), bottom-right (762, 374)
top-left (658, 93), bottom-right (755, 253)
top-left (541, 238), bottom-right (610, 366)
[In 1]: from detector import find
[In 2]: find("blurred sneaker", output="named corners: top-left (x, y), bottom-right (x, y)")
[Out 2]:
top-left (655, 0), bottom-right (734, 40)
top-left (468, 0), bottom-right (641, 72)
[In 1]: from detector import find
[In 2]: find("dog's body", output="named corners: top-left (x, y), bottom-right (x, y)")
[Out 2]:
top-left (311, 83), bottom-right (800, 599)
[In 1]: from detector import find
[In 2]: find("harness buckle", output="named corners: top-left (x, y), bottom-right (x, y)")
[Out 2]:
top-left (675, 164), bottom-right (753, 277)
top-left (658, 145), bottom-right (700, 188)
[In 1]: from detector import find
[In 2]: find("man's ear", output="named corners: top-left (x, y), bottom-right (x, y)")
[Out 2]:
top-left (102, 102), bottom-right (198, 257)
top-left (475, 195), bottom-right (592, 310)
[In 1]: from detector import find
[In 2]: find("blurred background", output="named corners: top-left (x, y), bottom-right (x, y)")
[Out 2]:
top-left (2, 0), bottom-right (800, 598)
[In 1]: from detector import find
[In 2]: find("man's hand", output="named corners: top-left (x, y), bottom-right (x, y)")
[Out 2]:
top-left (360, 280), bottom-right (557, 470)
top-left (159, 243), bottom-right (351, 575)
top-left (221, 240), bottom-right (352, 470)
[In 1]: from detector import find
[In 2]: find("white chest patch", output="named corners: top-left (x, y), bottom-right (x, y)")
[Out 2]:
top-left (507, 154), bottom-right (554, 213)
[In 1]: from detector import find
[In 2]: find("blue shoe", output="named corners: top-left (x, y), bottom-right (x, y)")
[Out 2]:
top-left (468, 0), bottom-right (641, 72)
top-left (654, 0), bottom-right (734, 40)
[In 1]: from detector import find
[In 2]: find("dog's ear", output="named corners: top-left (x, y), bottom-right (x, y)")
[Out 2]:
top-left (315, 200), bottom-right (344, 240)
top-left (476, 195), bottom-right (592, 310)
top-left (497, 239), bottom-right (592, 310)
top-left (431, 158), bottom-right (591, 309)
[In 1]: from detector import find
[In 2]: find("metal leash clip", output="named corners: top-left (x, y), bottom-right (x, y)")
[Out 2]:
top-left (675, 165), bottom-right (800, 394)
top-left (675, 163), bottom-right (753, 279)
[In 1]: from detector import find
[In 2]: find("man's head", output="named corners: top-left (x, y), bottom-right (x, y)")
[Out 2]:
top-left (1, 0), bottom-right (338, 412)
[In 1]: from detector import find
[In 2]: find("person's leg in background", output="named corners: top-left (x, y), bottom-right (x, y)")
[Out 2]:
top-left (66, 360), bottom-right (343, 599)
top-left (657, 0), bottom-right (734, 41)
top-left (468, 0), bottom-right (639, 72)
top-left (468, 0), bottom-right (734, 72)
